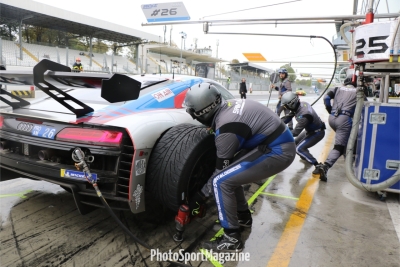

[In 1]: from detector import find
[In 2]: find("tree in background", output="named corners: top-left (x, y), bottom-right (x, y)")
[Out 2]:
top-left (23, 25), bottom-right (34, 43)
top-left (231, 59), bottom-right (239, 64)
top-left (111, 43), bottom-right (123, 55)
top-left (93, 39), bottom-right (109, 54)
top-left (126, 44), bottom-right (137, 61)
top-left (280, 64), bottom-right (297, 82)
top-left (0, 18), bottom-right (18, 41)
top-left (295, 78), bottom-right (312, 87)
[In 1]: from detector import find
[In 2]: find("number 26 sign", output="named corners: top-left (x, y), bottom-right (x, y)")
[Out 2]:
top-left (141, 2), bottom-right (190, 23)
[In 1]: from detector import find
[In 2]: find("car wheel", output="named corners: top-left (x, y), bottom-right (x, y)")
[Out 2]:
top-left (146, 123), bottom-right (216, 211)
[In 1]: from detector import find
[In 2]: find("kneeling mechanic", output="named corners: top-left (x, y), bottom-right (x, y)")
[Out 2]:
top-left (184, 83), bottom-right (296, 252)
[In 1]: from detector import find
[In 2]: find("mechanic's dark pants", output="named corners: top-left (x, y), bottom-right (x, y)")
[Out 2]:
top-left (276, 101), bottom-right (293, 129)
top-left (241, 93), bottom-right (247, 99)
top-left (325, 114), bottom-right (352, 167)
top-left (295, 130), bottom-right (325, 165)
top-left (201, 129), bottom-right (296, 229)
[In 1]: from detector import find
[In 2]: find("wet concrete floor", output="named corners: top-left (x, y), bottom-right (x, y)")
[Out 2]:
top-left (1, 93), bottom-right (399, 267)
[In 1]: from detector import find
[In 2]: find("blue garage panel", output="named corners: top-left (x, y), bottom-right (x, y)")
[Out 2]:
top-left (355, 102), bottom-right (400, 193)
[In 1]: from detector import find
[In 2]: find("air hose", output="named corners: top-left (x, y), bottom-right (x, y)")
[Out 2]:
top-left (309, 35), bottom-right (337, 107)
top-left (72, 147), bottom-right (193, 267)
top-left (204, 31), bottom-right (338, 107)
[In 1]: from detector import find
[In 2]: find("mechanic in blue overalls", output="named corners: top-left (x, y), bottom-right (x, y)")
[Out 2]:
top-left (184, 82), bottom-right (296, 252)
top-left (280, 91), bottom-right (326, 173)
top-left (272, 68), bottom-right (294, 130)
top-left (314, 75), bottom-right (367, 181)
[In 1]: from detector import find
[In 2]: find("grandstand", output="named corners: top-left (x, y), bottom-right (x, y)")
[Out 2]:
top-left (0, 0), bottom-right (230, 77)
top-left (1, 39), bottom-right (138, 73)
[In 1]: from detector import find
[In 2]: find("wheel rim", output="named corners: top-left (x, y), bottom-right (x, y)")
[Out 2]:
top-left (185, 148), bottom-right (216, 200)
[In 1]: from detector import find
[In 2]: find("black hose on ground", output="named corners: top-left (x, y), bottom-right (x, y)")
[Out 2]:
top-left (73, 147), bottom-right (193, 267)
top-left (93, 184), bottom-right (193, 267)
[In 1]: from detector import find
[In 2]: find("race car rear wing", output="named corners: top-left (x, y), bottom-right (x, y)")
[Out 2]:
top-left (0, 59), bottom-right (150, 117)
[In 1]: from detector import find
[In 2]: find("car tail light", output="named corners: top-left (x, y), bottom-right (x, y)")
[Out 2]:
top-left (56, 128), bottom-right (123, 147)
top-left (0, 116), bottom-right (3, 128)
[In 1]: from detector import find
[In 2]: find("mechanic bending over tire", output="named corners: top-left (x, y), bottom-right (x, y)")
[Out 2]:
top-left (184, 83), bottom-right (296, 252)
top-left (314, 74), bottom-right (368, 182)
top-left (271, 68), bottom-right (293, 130)
top-left (280, 91), bottom-right (326, 173)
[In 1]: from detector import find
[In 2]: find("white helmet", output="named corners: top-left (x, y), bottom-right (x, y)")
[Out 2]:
top-left (281, 91), bottom-right (300, 111)
top-left (184, 83), bottom-right (221, 126)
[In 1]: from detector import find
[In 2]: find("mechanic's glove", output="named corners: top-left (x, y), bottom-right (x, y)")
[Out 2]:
top-left (281, 112), bottom-right (295, 124)
top-left (188, 191), bottom-right (208, 217)
top-left (326, 106), bottom-right (332, 114)
top-left (206, 128), bottom-right (215, 135)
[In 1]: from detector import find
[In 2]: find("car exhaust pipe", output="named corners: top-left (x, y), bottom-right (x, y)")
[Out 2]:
top-left (38, 149), bottom-right (54, 161)
top-left (0, 141), bottom-right (8, 150)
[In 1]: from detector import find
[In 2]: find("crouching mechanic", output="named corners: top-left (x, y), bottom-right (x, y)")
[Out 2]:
top-left (314, 75), bottom-right (367, 181)
top-left (280, 91), bottom-right (326, 172)
top-left (184, 83), bottom-right (296, 252)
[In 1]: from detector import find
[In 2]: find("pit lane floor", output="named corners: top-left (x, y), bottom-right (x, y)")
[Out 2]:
top-left (0, 92), bottom-right (399, 267)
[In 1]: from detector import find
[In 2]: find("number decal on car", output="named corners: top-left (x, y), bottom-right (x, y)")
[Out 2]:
top-left (31, 125), bottom-right (57, 139)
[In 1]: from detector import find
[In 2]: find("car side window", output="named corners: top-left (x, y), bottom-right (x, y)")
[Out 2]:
top-left (211, 82), bottom-right (235, 100)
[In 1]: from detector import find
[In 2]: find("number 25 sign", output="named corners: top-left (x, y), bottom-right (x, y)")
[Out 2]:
top-left (351, 21), bottom-right (397, 63)
top-left (141, 2), bottom-right (190, 23)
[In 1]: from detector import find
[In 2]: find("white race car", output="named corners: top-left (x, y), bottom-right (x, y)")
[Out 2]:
top-left (0, 60), bottom-right (235, 214)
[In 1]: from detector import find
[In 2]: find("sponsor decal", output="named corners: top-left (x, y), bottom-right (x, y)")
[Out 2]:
top-left (213, 164), bottom-right (242, 221)
top-left (142, 4), bottom-right (157, 9)
top-left (132, 184), bottom-right (143, 210)
top-left (60, 169), bottom-right (97, 181)
top-left (223, 160), bottom-right (230, 169)
top-left (340, 87), bottom-right (357, 92)
top-left (232, 100), bottom-right (245, 115)
top-left (17, 122), bottom-right (34, 132)
top-left (233, 102), bottom-right (241, 114)
top-left (135, 159), bottom-right (146, 175)
top-left (152, 88), bottom-right (175, 102)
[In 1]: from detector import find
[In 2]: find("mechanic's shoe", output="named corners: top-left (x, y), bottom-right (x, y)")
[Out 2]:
top-left (238, 210), bottom-right (252, 228)
top-left (317, 164), bottom-right (329, 182)
top-left (312, 163), bottom-right (323, 174)
top-left (201, 231), bottom-right (243, 252)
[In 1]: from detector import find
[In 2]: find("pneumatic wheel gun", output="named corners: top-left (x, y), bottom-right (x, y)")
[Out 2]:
top-left (173, 203), bottom-right (206, 242)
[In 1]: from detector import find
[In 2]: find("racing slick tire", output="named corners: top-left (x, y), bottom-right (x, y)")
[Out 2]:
top-left (146, 123), bottom-right (216, 212)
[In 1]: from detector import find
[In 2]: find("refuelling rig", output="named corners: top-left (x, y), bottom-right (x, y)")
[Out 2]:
top-left (341, 4), bottom-right (400, 199)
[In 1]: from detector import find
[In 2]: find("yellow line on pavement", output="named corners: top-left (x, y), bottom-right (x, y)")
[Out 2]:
top-left (214, 175), bottom-right (277, 239)
top-left (266, 130), bottom-right (335, 267)
top-left (202, 175), bottom-right (277, 266)
top-left (0, 190), bottom-right (32, 199)
top-left (259, 192), bottom-right (299, 200)
top-left (200, 249), bottom-right (224, 267)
